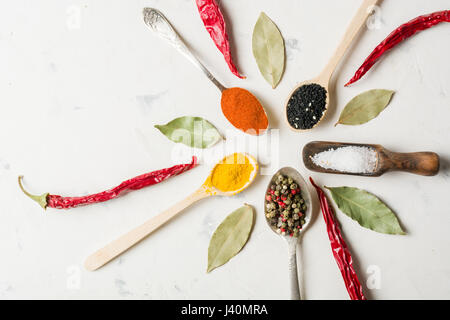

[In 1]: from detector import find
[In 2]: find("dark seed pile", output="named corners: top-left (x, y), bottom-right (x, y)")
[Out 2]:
top-left (265, 174), bottom-right (307, 237)
top-left (286, 83), bottom-right (327, 129)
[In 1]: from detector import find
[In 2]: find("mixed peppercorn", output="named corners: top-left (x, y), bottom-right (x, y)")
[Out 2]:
top-left (265, 174), bottom-right (307, 237)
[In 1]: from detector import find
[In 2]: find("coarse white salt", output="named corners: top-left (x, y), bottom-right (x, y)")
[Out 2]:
top-left (311, 146), bottom-right (378, 174)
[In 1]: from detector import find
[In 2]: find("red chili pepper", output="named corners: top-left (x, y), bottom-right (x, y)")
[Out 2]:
top-left (18, 156), bottom-right (198, 210)
top-left (309, 177), bottom-right (366, 300)
top-left (345, 10), bottom-right (450, 86)
top-left (195, 0), bottom-right (244, 79)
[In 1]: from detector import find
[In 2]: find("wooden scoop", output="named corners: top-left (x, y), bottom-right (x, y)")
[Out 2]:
top-left (285, 0), bottom-right (380, 131)
top-left (85, 153), bottom-right (258, 271)
top-left (303, 141), bottom-right (440, 177)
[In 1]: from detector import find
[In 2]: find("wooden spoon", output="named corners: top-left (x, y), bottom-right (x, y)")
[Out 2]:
top-left (285, 0), bottom-right (380, 131)
top-left (143, 8), bottom-right (268, 135)
top-left (85, 153), bottom-right (259, 271)
top-left (264, 167), bottom-right (313, 300)
top-left (303, 141), bottom-right (440, 177)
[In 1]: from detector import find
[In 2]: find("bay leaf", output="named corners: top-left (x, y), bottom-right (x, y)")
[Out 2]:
top-left (207, 204), bottom-right (254, 273)
top-left (155, 116), bottom-right (222, 149)
top-left (252, 12), bottom-right (285, 89)
top-left (325, 186), bottom-right (406, 235)
top-left (335, 89), bottom-right (394, 126)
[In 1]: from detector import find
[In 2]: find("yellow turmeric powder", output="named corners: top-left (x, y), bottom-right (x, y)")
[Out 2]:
top-left (210, 153), bottom-right (255, 192)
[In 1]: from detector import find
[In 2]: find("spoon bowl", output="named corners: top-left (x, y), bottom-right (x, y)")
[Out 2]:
top-left (204, 153), bottom-right (259, 196)
top-left (264, 167), bottom-right (313, 233)
top-left (284, 78), bottom-right (330, 132)
top-left (264, 167), bottom-right (312, 300)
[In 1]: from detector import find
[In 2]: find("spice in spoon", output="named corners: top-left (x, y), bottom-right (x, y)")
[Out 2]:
top-left (286, 84), bottom-right (327, 130)
top-left (221, 87), bottom-right (268, 135)
top-left (311, 146), bottom-right (378, 174)
top-left (19, 157), bottom-right (198, 210)
top-left (208, 153), bottom-right (255, 193)
top-left (265, 173), bottom-right (307, 237)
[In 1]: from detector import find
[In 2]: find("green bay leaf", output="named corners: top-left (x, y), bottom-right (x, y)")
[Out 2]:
top-left (155, 116), bottom-right (222, 149)
top-left (336, 89), bottom-right (395, 126)
top-left (207, 204), bottom-right (254, 273)
top-left (325, 186), bottom-right (405, 235)
top-left (252, 12), bottom-right (285, 89)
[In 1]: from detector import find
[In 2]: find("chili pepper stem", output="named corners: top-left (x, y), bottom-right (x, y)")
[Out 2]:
top-left (18, 176), bottom-right (49, 210)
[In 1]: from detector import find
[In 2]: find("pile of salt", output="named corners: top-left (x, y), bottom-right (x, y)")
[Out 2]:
top-left (311, 146), bottom-right (378, 174)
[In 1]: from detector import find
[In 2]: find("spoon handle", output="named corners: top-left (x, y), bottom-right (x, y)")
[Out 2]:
top-left (287, 237), bottom-right (301, 300)
top-left (320, 0), bottom-right (380, 81)
top-left (382, 151), bottom-right (440, 176)
top-left (84, 187), bottom-right (209, 271)
top-left (143, 8), bottom-right (226, 92)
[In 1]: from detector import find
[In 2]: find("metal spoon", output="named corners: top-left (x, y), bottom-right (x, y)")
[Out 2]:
top-left (143, 8), bottom-right (268, 135)
top-left (285, 0), bottom-right (380, 131)
top-left (85, 153), bottom-right (259, 271)
top-left (264, 167), bottom-right (313, 299)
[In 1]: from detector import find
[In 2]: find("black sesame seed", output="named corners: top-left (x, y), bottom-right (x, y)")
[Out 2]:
top-left (286, 83), bottom-right (327, 129)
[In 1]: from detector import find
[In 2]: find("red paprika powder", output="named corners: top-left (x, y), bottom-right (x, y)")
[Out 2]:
top-left (221, 87), bottom-right (268, 135)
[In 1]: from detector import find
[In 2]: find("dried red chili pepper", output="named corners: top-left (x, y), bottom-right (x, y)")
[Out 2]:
top-left (18, 156), bottom-right (198, 210)
top-left (195, 0), bottom-right (244, 79)
top-left (309, 177), bottom-right (366, 300)
top-left (345, 10), bottom-right (450, 86)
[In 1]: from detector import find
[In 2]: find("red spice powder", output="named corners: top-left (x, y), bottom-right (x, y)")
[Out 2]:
top-left (221, 87), bottom-right (268, 135)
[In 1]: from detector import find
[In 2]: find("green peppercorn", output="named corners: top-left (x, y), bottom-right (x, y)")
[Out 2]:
top-left (294, 208), bottom-right (300, 214)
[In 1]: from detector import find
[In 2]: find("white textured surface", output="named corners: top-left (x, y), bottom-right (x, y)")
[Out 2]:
top-left (1, 0), bottom-right (450, 299)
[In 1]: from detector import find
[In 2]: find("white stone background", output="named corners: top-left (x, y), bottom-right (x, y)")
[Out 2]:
top-left (0, 0), bottom-right (449, 299)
